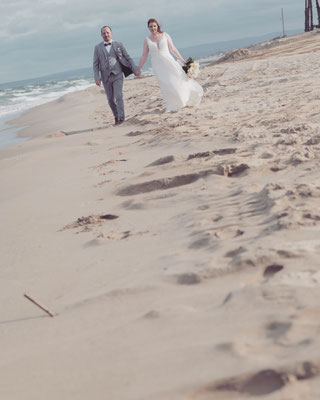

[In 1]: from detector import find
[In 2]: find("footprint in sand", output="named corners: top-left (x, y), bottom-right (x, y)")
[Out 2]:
top-left (146, 155), bottom-right (175, 167)
top-left (60, 214), bottom-right (119, 233)
top-left (121, 199), bottom-right (146, 210)
top-left (263, 264), bottom-right (284, 278)
top-left (175, 273), bottom-right (202, 285)
top-left (116, 163), bottom-right (250, 197)
top-left (191, 361), bottom-right (320, 399)
top-left (116, 170), bottom-right (218, 196)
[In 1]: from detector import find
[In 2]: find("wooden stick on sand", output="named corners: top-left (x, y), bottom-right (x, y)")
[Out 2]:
top-left (24, 293), bottom-right (56, 317)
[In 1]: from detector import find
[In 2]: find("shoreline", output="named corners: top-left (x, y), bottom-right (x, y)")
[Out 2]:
top-left (0, 113), bottom-right (29, 150)
top-left (0, 75), bottom-right (156, 147)
top-left (1, 30), bottom-right (320, 399)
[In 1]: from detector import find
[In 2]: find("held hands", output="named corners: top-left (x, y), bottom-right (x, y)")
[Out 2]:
top-left (95, 80), bottom-right (101, 87)
top-left (134, 69), bottom-right (142, 77)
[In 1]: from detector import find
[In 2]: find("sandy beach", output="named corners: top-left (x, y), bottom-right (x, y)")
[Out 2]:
top-left (1, 30), bottom-right (320, 400)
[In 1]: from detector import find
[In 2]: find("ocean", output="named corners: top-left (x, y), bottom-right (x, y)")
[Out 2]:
top-left (0, 30), bottom-right (301, 150)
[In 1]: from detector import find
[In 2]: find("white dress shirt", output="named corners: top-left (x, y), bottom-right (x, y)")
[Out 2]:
top-left (104, 40), bottom-right (113, 53)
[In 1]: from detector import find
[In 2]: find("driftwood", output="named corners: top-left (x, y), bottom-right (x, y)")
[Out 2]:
top-left (24, 293), bottom-right (56, 317)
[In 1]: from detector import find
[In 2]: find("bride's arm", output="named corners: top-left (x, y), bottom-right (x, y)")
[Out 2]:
top-left (166, 33), bottom-right (186, 65)
top-left (138, 39), bottom-right (149, 70)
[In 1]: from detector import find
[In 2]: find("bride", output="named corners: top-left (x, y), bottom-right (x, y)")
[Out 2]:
top-left (137, 18), bottom-right (203, 112)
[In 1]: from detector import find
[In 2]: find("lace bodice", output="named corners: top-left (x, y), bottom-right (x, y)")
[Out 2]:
top-left (146, 34), bottom-right (170, 56)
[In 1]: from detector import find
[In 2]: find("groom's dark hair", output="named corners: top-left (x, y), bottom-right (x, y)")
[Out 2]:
top-left (101, 26), bottom-right (112, 33)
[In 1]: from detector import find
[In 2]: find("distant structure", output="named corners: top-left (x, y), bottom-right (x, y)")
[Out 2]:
top-left (281, 8), bottom-right (286, 37)
top-left (305, 0), bottom-right (320, 31)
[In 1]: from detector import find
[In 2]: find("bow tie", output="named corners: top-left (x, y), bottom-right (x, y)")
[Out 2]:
top-left (104, 43), bottom-right (111, 46)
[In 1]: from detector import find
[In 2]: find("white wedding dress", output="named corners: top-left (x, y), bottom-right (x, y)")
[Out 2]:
top-left (146, 34), bottom-right (203, 112)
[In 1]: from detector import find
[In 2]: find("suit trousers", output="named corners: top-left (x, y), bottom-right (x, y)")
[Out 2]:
top-left (103, 72), bottom-right (124, 121)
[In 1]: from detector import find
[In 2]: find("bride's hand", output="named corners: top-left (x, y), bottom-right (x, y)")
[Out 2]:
top-left (177, 59), bottom-right (185, 67)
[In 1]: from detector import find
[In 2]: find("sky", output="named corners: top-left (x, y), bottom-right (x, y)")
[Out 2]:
top-left (0, 0), bottom-right (305, 84)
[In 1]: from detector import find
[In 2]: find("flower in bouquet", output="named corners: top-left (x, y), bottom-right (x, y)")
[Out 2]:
top-left (182, 57), bottom-right (200, 79)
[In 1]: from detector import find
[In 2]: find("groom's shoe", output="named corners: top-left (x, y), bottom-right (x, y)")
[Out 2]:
top-left (117, 119), bottom-right (124, 125)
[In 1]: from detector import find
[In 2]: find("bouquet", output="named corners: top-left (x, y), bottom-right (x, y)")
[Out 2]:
top-left (182, 57), bottom-right (200, 79)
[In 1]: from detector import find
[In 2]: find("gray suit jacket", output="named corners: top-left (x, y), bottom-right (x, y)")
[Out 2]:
top-left (93, 41), bottom-right (138, 82)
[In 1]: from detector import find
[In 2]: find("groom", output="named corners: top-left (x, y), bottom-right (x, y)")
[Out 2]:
top-left (93, 26), bottom-right (140, 125)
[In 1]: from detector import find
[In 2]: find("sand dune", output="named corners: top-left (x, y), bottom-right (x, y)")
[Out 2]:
top-left (1, 31), bottom-right (320, 400)
top-left (215, 30), bottom-right (320, 64)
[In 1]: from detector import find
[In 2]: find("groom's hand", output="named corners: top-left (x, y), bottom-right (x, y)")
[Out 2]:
top-left (134, 70), bottom-right (141, 77)
top-left (95, 80), bottom-right (101, 87)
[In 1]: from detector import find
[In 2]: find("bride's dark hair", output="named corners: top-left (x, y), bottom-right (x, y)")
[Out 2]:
top-left (147, 18), bottom-right (163, 33)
